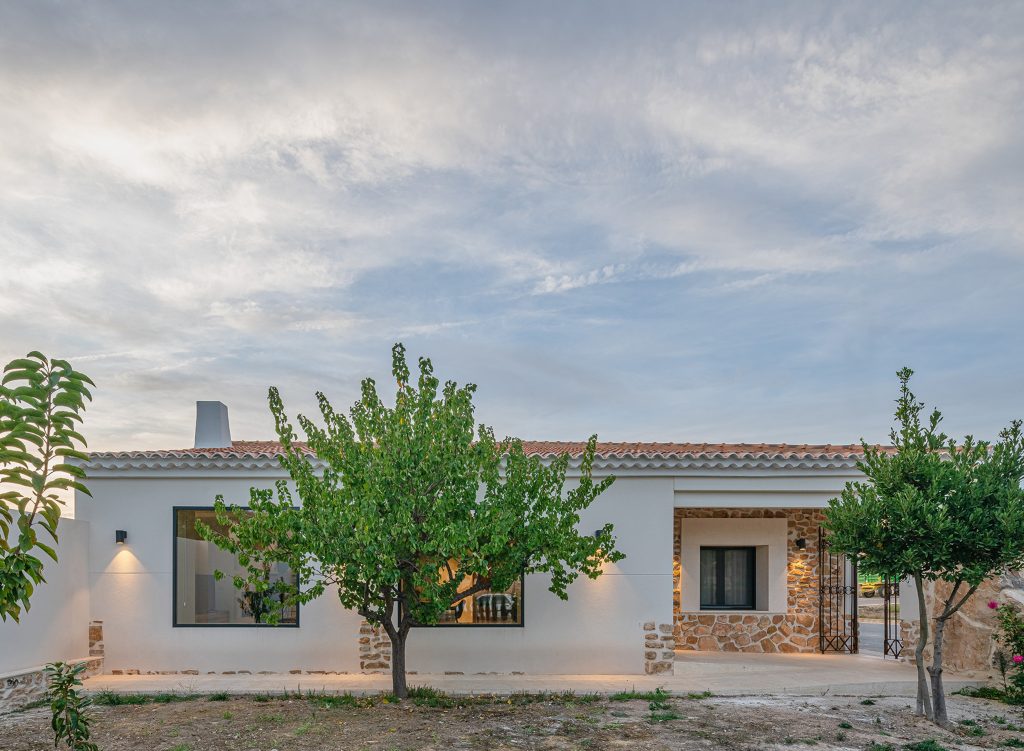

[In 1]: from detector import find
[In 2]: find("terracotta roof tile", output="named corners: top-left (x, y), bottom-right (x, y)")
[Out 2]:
top-left (92, 440), bottom-right (877, 460)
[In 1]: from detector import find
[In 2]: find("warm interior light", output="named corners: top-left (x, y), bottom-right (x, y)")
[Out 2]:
top-left (115, 529), bottom-right (128, 545)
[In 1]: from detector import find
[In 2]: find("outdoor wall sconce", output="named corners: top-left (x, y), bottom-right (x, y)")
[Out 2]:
top-left (115, 530), bottom-right (128, 545)
top-left (795, 538), bottom-right (807, 549)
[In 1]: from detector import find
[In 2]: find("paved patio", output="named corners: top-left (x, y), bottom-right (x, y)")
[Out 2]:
top-left (83, 651), bottom-right (990, 698)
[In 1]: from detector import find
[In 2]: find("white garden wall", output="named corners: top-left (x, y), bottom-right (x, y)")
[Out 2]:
top-left (0, 518), bottom-right (91, 676)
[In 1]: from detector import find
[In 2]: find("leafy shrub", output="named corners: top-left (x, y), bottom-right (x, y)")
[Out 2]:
top-left (45, 662), bottom-right (98, 751)
top-left (995, 604), bottom-right (1024, 700)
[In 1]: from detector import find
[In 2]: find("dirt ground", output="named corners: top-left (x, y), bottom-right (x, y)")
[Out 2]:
top-left (0, 690), bottom-right (1019, 750)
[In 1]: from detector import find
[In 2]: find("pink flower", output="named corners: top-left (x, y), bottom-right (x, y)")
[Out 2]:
top-left (1013, 655), bottom-right (1023, 664)
top-left (989, 601), bottom-right (999, 609)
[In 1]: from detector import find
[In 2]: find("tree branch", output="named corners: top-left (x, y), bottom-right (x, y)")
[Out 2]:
top-left (938, 579), bottom-right (964, 620)
top-left (942, 581), bottom-right (981, 621)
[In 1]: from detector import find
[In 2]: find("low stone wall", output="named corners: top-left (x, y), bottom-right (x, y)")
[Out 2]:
top-left (900, 573), bottom-right (1024, 672)
top-left (0, 619), bottom-right (105, 714)
top-left (674, 508), bottom-right (824, 653)
top-left (0, 657), bottom-right (103, 714)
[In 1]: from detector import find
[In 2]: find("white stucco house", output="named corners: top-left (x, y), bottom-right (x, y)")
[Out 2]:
top-left (51, 401), bottom-right (878, 680)
top-left (4, 399), bottom-right (1011, 713)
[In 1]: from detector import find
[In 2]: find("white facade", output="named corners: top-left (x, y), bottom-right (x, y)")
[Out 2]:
top-left (62, 435), bottom-right (866, 676)
top-left (0, 401), bottom-right (873, 679)
top-left (72, 470), bottom-right (675, 675)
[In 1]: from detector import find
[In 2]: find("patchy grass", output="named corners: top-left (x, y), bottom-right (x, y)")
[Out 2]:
top-left (904, 741), bottom-right (949, 751)
top-left (955, 685), bottom-right (1008, 701)
top-left (648, 709), bottom-right (682, 723)
top-left (93, 691), bottom-right (150, 706)
top-left (153, 692), bottom-right (196, 704)
top-left (609, 687), bottom-right (670, 702)
top-left (0, 692), bottom-right (1014, 751)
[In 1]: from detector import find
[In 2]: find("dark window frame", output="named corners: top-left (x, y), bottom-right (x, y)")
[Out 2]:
top-left (402, 572), bottom-right (526, 629)
top-left (699, 546), bottom-right (757, 611)
top-left (172, 506), bottom-right (301, 629)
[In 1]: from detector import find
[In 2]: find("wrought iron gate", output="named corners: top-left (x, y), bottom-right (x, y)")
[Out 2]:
top-left (818, 527), bottom-right (858, 653)
top-left (882, 577), bottom-right (902, 658)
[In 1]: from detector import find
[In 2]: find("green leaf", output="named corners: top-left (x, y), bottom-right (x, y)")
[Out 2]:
top-left (2, 369), bottom-right (43, 385)
top-left (3, 358), bottom-right (44, 373)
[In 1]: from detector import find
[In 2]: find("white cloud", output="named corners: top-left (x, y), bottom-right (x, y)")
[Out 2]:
top-left (0, 1), bottom-right (1021, 449)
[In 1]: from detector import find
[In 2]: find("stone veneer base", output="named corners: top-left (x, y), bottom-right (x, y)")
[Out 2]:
top-left (0, 619), bottom-right (107, 714)
top-left (0, 657), bottom-right (103, 715)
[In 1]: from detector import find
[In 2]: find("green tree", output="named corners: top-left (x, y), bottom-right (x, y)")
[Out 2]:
top-left (0, 352), bottom-right (93, 622)
top-left (826, 368), bottom-right (1024, 726)
top-left (200, 343), bottom-right (623, 697)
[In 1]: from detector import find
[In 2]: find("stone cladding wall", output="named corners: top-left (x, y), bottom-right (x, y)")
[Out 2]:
top-left (673, 508), bottom-right (825, 653)
top-left (89, 620), bottom-right (104, 660)
top-left (358, 620), bottom-right (392, 673)
top-left (642, 622), bottom-right (676, 674)
top-left (900, 572), bottom-right (1024, 672)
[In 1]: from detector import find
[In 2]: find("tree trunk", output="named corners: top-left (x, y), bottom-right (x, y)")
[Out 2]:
top-left (913, 574), bottom-right (934, 721)
top-left (929, 615), bottom-right (949, 727)
top-left (389, 629), bottom-right (408, 699)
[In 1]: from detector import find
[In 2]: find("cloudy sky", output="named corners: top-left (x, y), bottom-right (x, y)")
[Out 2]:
top-left (1, 1), bottom-right (1022, 451)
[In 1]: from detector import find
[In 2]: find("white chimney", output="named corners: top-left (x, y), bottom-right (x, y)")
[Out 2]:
top-left (194, 401), bottom-right (232, 449)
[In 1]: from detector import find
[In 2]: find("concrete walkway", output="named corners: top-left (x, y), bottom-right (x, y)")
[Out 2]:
top-left (83, 652), bottom-right (990, 698)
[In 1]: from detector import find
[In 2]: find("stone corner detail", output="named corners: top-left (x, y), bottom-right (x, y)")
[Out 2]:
top-left (643, 622), bottom-right (675, 675)
top-left (359, 620), bottom-right (392, 674)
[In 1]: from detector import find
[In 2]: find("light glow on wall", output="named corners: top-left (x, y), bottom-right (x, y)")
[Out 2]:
top-left (104, 547), bottom-right (142, 574)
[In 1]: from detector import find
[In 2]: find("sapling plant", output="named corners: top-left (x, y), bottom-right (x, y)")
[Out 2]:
top-left (46, 661), bottom-right (99, 751)
top-left (0, 352), bottom-right (93, 622)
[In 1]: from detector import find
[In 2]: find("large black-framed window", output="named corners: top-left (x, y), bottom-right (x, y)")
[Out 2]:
top-left (406, 562), bottom-right (525, 628)
top-left (173, 507), bottom-right (299, 628)
top-left (699, 546), bottom-right (756, 610)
